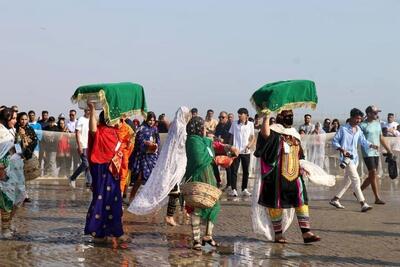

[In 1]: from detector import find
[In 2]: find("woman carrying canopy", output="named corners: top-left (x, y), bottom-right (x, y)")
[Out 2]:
top-left (84, 102), bottom-right (131, 246)
top-left (252, 110), bottom-right (321, 244)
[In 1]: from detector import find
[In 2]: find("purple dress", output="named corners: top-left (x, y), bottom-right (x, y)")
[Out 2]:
top-left (129, 123), bottom-right (160, 184)
top-left (84, 163), bottom-right (123, 238)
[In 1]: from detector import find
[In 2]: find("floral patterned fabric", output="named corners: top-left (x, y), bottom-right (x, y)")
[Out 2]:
top-left (129, 123), bottom-right (160, 184)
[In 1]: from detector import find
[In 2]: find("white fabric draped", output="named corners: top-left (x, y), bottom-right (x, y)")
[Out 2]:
top-left (0, 124), bottom-right (27, 206)
top-left (0, 125), bottom-right (14, 159)
top-left (128, 107), bottom-right (191, 215)
top-left (251, 158), bottom-right (335, 240)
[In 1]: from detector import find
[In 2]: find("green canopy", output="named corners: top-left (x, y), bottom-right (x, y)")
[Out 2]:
top-left (250, 80), bottom-right (317, 114)
top-left (71, 82), bottom-right (147, 125)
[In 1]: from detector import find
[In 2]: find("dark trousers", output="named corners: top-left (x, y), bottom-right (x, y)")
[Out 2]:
top-left (166, 184), bottom-right (184, 217)
top-left (212, 162), bottom-right (221, 185)
top-left (231, 154), bottom-right (250, 191)
top-left (225, 166), bottom-right (232, 187)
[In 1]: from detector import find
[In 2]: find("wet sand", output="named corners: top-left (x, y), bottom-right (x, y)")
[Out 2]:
top-left (0, 177), bottom-right (399, 266)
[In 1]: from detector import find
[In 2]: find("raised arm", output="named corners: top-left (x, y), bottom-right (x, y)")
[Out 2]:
top-left (260, 114), bottom-right (270, 139)
top-left (88, 102), bottom-right (97, 133)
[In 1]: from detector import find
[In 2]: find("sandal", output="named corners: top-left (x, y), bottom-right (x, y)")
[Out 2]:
top-left (202, 237), bottom-right (220, 247)
top-left (303, 234), bottom-right (321, 244)
top-left (192, 240), bottom-right (202, 250)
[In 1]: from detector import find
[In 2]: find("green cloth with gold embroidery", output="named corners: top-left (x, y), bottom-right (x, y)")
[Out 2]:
top-left (251, 80), bottom-right (317, 114)
top-left (71, 82), bottom-right (147, 125)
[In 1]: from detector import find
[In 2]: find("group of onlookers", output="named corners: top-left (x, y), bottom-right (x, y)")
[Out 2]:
top-left (188, 107), bottom-right (255, 198)
top-left (298, 112), bottom-right (400, 138)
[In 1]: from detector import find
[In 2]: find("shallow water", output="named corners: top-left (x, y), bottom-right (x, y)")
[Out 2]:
top-left (1, 178), bottom-right (399, 266)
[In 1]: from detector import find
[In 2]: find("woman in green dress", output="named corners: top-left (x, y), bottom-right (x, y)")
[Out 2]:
top-left (184, 116), bottom-right (238, 250)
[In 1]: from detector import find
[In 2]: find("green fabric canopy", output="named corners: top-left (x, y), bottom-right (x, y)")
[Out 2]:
top-left (250, 80), bottom-right (318, 114)
top-left (71, 82), bottom-right (147, 125)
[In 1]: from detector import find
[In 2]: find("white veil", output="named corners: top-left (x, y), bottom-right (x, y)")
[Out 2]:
top-left (251, 159), bottom-right (295, 241)
top-left (128, 106), bottom-right (191, 215)
top-left (251, 159), bottom-right (335, 240)
top-left (0, 124), bottom-right (14, 159)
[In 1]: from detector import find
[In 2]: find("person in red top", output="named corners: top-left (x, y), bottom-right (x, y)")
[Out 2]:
top-left (84, 102), bottom-right (130, 246)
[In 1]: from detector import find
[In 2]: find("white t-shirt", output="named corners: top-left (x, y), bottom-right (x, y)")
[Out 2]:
top-left (75, 116), bottom-right (89, 149)
top-left (382, 121), bottom-right (399, 137)
top-left (67, 120), bottom-right (77, 133)
top-left (229, 120), bottom-right (255, 154)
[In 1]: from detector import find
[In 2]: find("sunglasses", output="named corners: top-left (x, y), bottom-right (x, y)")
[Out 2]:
top-left (218, 116), bottom-right (227, 119)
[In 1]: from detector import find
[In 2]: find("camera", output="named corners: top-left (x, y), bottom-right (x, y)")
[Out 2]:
top-left (340, 154), bottom-right (354, 169)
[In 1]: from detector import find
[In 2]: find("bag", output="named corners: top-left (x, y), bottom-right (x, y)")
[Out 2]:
top-left (24, 155), bottom-right (41, 181)
top-left (146, 142), bottom-right (158, 154)
top-left (214, 155), bottom-right (235, 169)
top-left (385, 154), bottom-right (398, 179)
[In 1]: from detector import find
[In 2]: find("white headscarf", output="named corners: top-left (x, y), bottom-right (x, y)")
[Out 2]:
top-left (0, 124), bottom-right (14, 159)
top-left (128, 106), bottom-right (191, 215)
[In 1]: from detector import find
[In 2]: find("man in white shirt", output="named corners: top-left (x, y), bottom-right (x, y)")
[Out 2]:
top-left (69, 109), bottom-right (92, 188)
top-left (382, 113), bottom-right (399, 137)
top-left (229, 108), bottom-right (255, 197)
top-left (67, 109), bottom-right (77, 133)
top-left (67, 109), bottom-right (80, 171)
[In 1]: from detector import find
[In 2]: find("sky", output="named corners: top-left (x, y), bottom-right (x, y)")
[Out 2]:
top-left (1, 0), bottom-right (399, 122)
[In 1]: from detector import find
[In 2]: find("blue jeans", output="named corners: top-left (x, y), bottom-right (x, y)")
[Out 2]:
top-left (69, 149), bottom-right (92, 184)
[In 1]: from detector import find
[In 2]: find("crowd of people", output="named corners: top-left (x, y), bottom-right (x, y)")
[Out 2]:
top-left (0, 103), bottom-right (398, 248)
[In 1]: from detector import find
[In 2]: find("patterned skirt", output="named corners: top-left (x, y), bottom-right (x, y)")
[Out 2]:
top-left (84, 163), bottom-right (123, 238)
top-left (130, 153), bottom-right (158, 184)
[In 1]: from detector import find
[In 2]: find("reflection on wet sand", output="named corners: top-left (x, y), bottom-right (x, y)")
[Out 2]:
top-left (0, 178), bottom-right (399, 266)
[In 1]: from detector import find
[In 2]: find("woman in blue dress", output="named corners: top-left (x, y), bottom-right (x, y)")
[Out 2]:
top-left (84, 102), bottom-right (131, 246)
top-left (129, 112), bottom-right (160, 201)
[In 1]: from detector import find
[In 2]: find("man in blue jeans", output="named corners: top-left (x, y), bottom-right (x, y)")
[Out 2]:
top-left (69, 109), bottom-right (92, 188)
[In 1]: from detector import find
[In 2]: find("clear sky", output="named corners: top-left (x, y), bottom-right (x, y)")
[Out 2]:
top-left (1, 0), bottom-right (399, 122)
